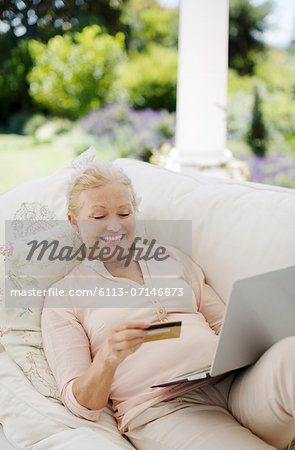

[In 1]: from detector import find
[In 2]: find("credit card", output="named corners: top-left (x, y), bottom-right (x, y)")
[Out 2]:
top-left (143, 321), bottom-right (182, 342)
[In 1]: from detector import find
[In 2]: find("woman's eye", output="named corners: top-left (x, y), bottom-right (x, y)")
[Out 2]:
top-left (92, 213), bottom-right (131, 219)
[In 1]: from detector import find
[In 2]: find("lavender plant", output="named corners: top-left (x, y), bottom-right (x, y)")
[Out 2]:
top-left (79, 102), bottom-right (176, 161)
top-left (79, 102), bottom-right (295, 190)
top-left (239, 153), bottom-right (295, 189)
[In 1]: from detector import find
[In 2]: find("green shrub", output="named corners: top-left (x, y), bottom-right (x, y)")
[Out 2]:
top-left (6, 110), bottom-right (34, 135)
top-left (22, 114), bottom-right (49, 136)
top-left (227, 68), bottom-right (259, 141)
top-left (228, 49), bottom-right (295, 155)
top-left (254, 48), bottom-right (295, 93)
top-left (0, 38), bottom-right (33, 123)
top-left (121, 6), bottom-right (178, 52)
top-left (263, 91), bottom-right (295, 139)
top-left (34, 118), bottom-right (74, 142)
top-left (115, 43), bottom-right (177, 111)
top-left (28, 25), bottom-right (125, 118)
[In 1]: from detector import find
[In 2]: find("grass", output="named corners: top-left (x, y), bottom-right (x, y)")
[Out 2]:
top-left (0, 135), bottom-right (76, 194)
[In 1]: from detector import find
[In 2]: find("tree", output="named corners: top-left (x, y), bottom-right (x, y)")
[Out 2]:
top-left (120, 5), bottom-right (178, 52)
top-left (247, 86), bottom-right (268, 157)
top-left (122, 0), bottom-right (271, 72)
top-left (229, 0), bottom-right (272, 75)
top-left (119, 0), bottom-right (178, 51)
top-left (27, 25), bottom-right (125, 118)
top-left (0, 0), bottom-right (127, 41)
top-left (0, 35), bottom-right (33, 122)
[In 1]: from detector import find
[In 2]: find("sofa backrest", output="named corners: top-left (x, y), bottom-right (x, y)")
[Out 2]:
top-left (114, 158), bottom-right (295, 304)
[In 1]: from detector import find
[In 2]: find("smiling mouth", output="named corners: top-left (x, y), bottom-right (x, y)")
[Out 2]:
top-left (100, 234), bottom-right (125, 243)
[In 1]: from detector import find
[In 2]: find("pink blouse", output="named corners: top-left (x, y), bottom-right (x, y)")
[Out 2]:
top-left (41, 245), bottom-right (225, 433)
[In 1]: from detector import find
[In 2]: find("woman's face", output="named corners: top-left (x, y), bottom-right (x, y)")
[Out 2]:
top-left (68, 182), bottom-right (136, 263)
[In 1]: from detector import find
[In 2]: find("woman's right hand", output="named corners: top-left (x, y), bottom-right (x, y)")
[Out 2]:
top-left (100, 320), bottom-right (150, 368)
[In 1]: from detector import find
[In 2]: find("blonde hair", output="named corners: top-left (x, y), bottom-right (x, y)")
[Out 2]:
top-left (67, 162), bottom-right (140, 217)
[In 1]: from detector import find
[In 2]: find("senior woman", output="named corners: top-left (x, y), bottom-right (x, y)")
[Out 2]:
top-left (41, 162), bottom-right (295, 450)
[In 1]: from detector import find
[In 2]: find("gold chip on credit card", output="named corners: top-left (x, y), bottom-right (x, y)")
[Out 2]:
top-left (143, 321), bottom-right (182, 342)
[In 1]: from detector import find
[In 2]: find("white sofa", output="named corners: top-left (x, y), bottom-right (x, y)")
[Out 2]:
top-left (1, 148), bottom-right (295, 449)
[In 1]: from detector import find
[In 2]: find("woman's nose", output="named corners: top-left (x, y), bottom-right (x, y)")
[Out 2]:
top-left (105, 220), bottom-right (121, 233)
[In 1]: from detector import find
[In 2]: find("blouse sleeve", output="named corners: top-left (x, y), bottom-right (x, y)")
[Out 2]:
top-left (41, 305), bottom-right (104, 422)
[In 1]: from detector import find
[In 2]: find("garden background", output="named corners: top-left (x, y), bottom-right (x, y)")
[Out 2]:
top-left (0, 0), bottom-right (295, 193)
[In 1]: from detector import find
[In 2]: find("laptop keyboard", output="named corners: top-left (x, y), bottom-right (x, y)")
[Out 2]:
top-left (185, 366), bottom-right (211, 377)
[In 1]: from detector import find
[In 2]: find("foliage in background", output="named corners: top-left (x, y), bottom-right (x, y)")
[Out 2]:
top-left (121, 4), bottom-right (178, 52)
top-left (2, 101), bottom-right (176, 161)
top-left (0, 0), bottom-right (274, 123)
top-left (114, 43), bottom-right (177, 111)
top-left (254, 49), bottom-right (295, 149)
top-left (79, 102), bottom-right (175, 160)
top-left (227, 47), bottom-right (295, 156)
top-left (263, 90), bottom-right (295, 152)
top-left (229, 0), bottom-right (272, 75)
top-left (239, 153), bottom-right (295, 189)
top-left (28, 25), bottom-right (125, 118)
top-left (121, 0), bottom-right (271, 74)
top-left (246, 86), bottom-right (268, 157)
top-left (289, 40), bottom-right (295, 55)
top-left (0, 0), bottom-right (127, 40)
top-left (0, 37), bottom-right (33, 121)
top-left (255, 48), bottom-right (295, 93)
top-left (1, 0), bottom-right (295, 192)
top-left (227, 68), bottom-right (256, 142)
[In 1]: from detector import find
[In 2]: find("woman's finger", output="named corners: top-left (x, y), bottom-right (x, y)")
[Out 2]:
top-left (113, 328), bottom-right (147, 342)
top-left (113, 337), bottom-right (145, 351)
top-left (113, 320), bottom-right (151, 332)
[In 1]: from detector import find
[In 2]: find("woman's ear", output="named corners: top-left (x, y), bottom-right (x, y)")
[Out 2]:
top-left (68, 214), bottom-right (79, 234)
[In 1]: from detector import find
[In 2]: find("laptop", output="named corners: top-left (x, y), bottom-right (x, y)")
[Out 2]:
top-left (151, 264), bottom-right (295, 388)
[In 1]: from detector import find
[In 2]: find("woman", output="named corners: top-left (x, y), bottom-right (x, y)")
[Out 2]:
top-left (41, 162), bottom-right (295, 450)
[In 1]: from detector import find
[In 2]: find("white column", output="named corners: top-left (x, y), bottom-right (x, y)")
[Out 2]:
top-left (168, 0), bottom-right (232, 169)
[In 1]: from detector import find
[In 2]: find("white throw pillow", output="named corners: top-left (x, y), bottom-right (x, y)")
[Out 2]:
top-left (1, 222), bottom-right (82, 400)
top-left (0, 148), bottom-right (97, 401)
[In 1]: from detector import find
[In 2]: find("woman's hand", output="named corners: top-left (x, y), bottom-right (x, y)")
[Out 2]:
top-left (100, 320), bottom-right (150, 368)
top-left (72, 320), bottom-right (149, 413)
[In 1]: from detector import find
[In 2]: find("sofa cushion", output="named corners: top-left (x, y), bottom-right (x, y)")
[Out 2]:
top-left (0, 351), bottom-right (133, 449)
